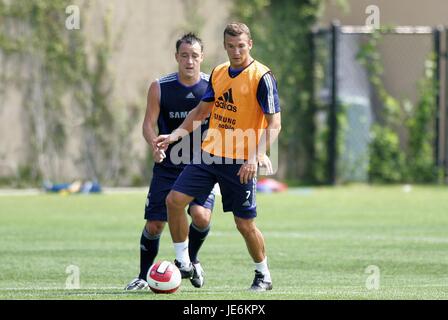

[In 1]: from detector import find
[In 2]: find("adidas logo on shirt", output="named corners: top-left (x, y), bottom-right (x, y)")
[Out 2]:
top-left (215, 88), bottom-right (237, 112)
top-left (186, 92), bottom-right (195, 99)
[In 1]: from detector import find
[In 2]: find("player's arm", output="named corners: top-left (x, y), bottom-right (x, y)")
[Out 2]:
top-left (238, 113), bottom-right (281, 183)
top-left (174, 100), bottom-right (213, 138)
top-left (142, 81), bottom-right (165, 163)
top-left (255, 112), bottom-right (282, 172)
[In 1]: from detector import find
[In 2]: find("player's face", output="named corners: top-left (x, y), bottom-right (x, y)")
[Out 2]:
top-left (175, 41), bottom-right (203, 79)
top-left (224, 33), bottom-right (253, 69)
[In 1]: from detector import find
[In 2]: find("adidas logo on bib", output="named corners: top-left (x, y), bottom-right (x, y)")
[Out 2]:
top-left (215, 88), bottom-right (238, 112)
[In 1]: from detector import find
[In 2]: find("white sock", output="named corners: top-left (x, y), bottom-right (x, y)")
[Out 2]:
top-left (173, 240), bottom-right (190, 267)
top-left (255, 257), bottom-right (271, 282)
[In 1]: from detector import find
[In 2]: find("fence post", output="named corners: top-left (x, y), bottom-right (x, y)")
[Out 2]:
top-left (444, 28), bottom-right (448, 182)
top-left (328, 21), bottom-right (340, 185)
top-left (433, 26), bottom-right (443, 178)
top-left (307, 30), bottom-right (317, 183)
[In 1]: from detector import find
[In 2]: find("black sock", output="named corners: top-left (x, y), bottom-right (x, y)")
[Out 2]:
top-left (138, 227), bottom-right (160, 280)
top-left (188, 223), bottom-right (210, 264)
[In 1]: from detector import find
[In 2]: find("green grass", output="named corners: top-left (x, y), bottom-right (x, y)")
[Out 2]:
top-left (0, 185), bottom-right (448, 299)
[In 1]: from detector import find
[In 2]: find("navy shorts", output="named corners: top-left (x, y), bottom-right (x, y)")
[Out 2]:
top-left (145, 164), bottom-right (215, 221)
top-left (172, 154), bottom-right (257, 219)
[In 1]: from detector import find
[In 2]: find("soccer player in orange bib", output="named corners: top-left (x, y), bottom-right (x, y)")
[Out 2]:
top-left (156, 22), bottom-right (281, 291)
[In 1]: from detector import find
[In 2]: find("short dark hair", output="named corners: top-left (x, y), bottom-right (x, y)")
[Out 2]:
top-left (176, 32), bottom-right (204, 53)
top-left (224, 22), bottom-right (251, 40)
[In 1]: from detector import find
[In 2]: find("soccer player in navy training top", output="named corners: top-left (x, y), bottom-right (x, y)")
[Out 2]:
top-left (156, 23), bottom-right (281, 291)
top-left (125, 33), bottom-right (215, 290)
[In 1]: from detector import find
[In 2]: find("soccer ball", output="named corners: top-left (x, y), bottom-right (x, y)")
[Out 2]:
top-left (146, 260), bottom-right (181, 294)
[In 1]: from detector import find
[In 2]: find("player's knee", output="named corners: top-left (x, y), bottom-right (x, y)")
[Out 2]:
top-left (145, 220), bottom-right (165, 236)
top-left (166, 191), bottom-right (184, 210)
top-left (235, 218), bottom-right (256, 236)
top-left (191, 207), bottom-right (211, 229)
top-left (193, 216), bottom-right (210, 230)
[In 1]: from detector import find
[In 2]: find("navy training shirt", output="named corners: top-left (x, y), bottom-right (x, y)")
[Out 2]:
top-left (157, 72), bottom-right (210, 169)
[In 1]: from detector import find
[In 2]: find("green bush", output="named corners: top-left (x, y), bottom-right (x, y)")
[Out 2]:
top-left (368, 125), bottom-right (406, 183)
top-left (358, 30), bottom-right (437, 184)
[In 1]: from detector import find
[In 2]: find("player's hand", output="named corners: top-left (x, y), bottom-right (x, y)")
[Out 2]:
top-left (153, 134), bottom-right (174, 150)
top-left (257, 154), bottom-right (273, 175)
top-left (152, 148), bottom-right (166, 163)
top-left (237, 161), bottom-right (258, 184)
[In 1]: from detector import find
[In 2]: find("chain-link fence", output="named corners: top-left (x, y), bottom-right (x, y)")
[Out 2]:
top-left (313, 23), bottom-right (447, 184)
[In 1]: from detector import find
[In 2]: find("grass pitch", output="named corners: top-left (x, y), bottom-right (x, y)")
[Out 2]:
top-left (0, 185), bottom-right (447, 300)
